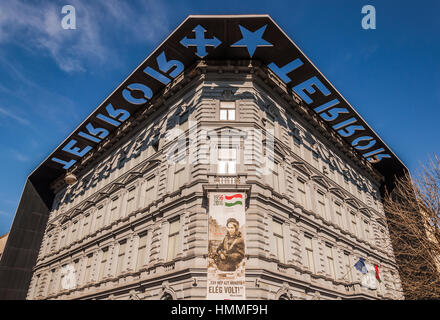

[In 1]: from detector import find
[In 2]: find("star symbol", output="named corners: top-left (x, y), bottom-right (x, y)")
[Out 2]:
top-left (231, 24), bottom-right (273, 57)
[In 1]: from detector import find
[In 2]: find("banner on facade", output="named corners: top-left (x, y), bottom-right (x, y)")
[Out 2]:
top-left (207, 192), bottom-right (246, 300)
top-left (361, 263), bottom-right (378, 290)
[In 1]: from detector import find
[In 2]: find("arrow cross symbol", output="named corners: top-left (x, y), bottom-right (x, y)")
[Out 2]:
top-left (180, 25), bottom-right (221, 58)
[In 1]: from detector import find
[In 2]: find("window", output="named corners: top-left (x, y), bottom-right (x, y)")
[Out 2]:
top-left (59, 228), bottom-right (66, 249)
top-left (136, 232), bottom-right (149, 271)
top-left (344, 252), bottom-right (353, 283)
top-left (304, 235), bottom-right (315, 273)
top-left (326, 244), bottom-right (335, 279)
top-left (351, 213), bottom-right (358, 237)
top-left (73, 259), bottom-right (80, 285)
top-left (34, 274), bottom-right (41, 298)
top-left (344, 174), bottom-right (350, 190)
top-left (59, 266), bottom-right (66, 291)
top-left (84, 253), bottom-right (93, 284)
top-left (173, 163), bottom-right (186, 190)
top-left (297, 179), bottom-right (307, 207)
top-left (99, 248), bottom-right (108, 281)
top-left (312, 151), bottom-right (319, 168)
top-left (364, 219), bottom-right (370, 240)
top-left (316, 192), bottom-right (326, 218)
top-left (167, 219), bottom-right (180, 261)
top-left (71, 222), bottom-right (77, 243)
top-left (218, 148), bottom-right (237, 174)
top-left (126, 187), bottom-right (136, 214)
top-left (335, 203), bottom-right (343, 227)
top-left (273, 220), bottom-right (285, 263)
top-left (48, 269), bottom-right (55, 295)
top-left (219, 101), bottom-right (235, 120)
top-left (145, 176), bottom-right (155, 206)
top-left (110, 197), bottom-right (119, 222)
top-left (83, 214), bottom-right (91, 237)
top-left (95, 206), bottom-right (105, 232)
top-left (117, 241), bottom-right (126, 275)
top-left (271, 163), bottom-right (280, 192)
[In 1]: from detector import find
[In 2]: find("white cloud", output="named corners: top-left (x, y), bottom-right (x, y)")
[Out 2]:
top-left (0, 0), bottom-right (170, 73)
top-left (0, 210), bottom-right (10, 217)
top-left (0, 106), bottom-right (30, 126)
top-left (10, 150), bottom-right (29, 162)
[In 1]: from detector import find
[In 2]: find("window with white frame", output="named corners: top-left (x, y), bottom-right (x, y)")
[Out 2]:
top-left (217, 147), bottom-right (237, 174)
top-left (167, 218), bottom-right (180, 261)
top-left (219, 101), bottom-right (236, 120)
top-left (304, 235), bottom-right (315, 273)
top-left (272, 219), bottom-right (285, 263)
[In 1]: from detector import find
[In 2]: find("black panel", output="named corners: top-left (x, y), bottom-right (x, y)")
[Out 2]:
top-left (0, 179), bottom-right (52, 300)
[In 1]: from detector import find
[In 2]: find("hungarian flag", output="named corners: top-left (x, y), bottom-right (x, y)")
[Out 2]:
top-left (374, 265), bottom-right (382, 283)
top-left (224, 194), bottom-right (243, 207)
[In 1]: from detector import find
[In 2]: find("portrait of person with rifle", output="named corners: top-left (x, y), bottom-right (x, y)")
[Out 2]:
top-left (213, 218), bottom-right (245, 272)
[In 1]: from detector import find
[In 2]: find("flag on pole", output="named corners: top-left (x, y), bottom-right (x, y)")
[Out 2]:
top-left (374, 265), bottom-right (382, 283)
top-left (354, 257), bottom-right (368, 274)
top-left (362, 263), bottom-right (377, 289)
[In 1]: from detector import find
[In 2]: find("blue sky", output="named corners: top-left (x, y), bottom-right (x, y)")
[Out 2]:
top-left (0, 0), bottom-right (439, 235)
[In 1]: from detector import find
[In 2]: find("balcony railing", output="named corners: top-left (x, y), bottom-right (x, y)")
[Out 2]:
top-left (207, 174), bottom-right (247, 185)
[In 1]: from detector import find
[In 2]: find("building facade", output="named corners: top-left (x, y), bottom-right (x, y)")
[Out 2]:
top-left (26, 60), bottom-right (403, 300)
top-left (0, 233), bottom-right (8, 262)
top-left (0, 15), bottom-right (407, 300)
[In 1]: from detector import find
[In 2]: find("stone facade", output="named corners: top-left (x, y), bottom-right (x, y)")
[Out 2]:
top-left (26, 62), bottom-right (403, 300)
top-left (0, 233), bottom-right (8, 262)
